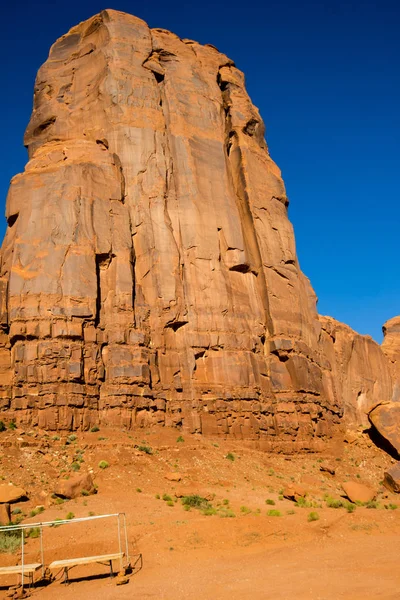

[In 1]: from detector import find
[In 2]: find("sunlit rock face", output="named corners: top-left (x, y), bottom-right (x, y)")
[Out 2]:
top-left (0, 10), bottom-right (398, 450)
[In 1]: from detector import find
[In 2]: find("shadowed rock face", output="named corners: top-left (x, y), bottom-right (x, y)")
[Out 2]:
top-left (0, 10), bottom-right (398, 449)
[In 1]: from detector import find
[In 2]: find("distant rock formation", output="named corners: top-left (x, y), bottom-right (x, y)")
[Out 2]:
top-left (0, 10), bottom-right (398, 450)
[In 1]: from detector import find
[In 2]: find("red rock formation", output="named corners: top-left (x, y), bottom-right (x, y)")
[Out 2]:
top-left (0, 10), bottom-right (398, 449)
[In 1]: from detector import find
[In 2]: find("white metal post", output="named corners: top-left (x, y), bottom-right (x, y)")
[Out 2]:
top-left (117, 514), bottom-right (123, 571)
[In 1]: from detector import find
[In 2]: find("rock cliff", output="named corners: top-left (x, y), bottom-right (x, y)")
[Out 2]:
top-left (0, 10), bottom-right (398, 450)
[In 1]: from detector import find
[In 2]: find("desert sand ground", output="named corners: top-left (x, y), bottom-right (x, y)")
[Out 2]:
top-left (0, 425), bottom-right (399, 599)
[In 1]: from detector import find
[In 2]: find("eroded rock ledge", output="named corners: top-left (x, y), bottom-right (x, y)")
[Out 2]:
top-left (0, 10), bottom-right (398, 451)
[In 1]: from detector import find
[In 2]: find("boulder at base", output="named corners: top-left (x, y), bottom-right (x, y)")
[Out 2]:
top-left (369, 403), bottom-right (400, 455)
top-left (0, 484), bottom-right (27, 504)
top-left (283, 484), bottom-right (307, 502)
top-left (0, 503), bottom-right (11, 525)
top-left (383, 462), bottom-right (400, 493)
top-left (54, 473), bottom-right (96, 499)
top-left (342, 481), bottom-right (376, 503)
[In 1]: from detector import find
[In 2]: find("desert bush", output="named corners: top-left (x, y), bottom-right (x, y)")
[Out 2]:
top-left (365, 500), bottom-right (379, 509)
top-left (66, 512), bottom-right (75, 520)
top-left (225, 453), bottom-right (235, 462)
top-left (240, 506), bottom-right (251, 514)
top-left (71, 462), bottom-right (81, 472)
top-left (265, 499), bottom-right (275, 506)
top-left (267, 510), bottom-right (281, 517)
top-left (202, 506), bottom-right (217, 516)
top-left (0, 528), bottom-right (22, 553)
top-left (90, 426), bottom-right (100, 433)
top-left (295, 496), bottom-right (312, 508)
top-left (181, 495), bottom-right (205, 508)
top-left (344, 501), bottom-right (356, 513)
top-left (176, 436), bottom-right (184, 443)
top-left (162, 494), bottom-right (173, 502)
top-left (324, 495), bottom-right (343, 509)
top-left (308, 512), bottom-right (320, 522)
top-left (27, 527), bottom-right (40, 539)
top-left (137, 445), bottom-right (153, 455)
top-left (218, 508), bottom-right (235, 518)
top-left (0, 421), bottom-right (6, 432)
top-left (98, 460), bottom-right (109, 469)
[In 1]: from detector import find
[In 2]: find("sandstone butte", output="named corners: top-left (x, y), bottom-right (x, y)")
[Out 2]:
top-left (0, 9), bottom-right (398, 453)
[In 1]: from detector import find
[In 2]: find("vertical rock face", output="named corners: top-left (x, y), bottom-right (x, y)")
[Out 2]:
top-left (0, 10), bottom-right (398, 448)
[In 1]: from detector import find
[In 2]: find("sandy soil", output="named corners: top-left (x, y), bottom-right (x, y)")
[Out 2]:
top-left (0, 426), bottom-right (399, 599)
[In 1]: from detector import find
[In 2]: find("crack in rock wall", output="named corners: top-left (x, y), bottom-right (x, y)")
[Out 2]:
top-left (0, 10), bottom-right (398, 451)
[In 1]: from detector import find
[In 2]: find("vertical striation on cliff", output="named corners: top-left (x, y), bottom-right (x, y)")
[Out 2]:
top-left (0, 10), bottom-right (398, 449)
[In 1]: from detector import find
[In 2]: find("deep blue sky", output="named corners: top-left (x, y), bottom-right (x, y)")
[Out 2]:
top-left (1, 0), bottom-right (398, 342)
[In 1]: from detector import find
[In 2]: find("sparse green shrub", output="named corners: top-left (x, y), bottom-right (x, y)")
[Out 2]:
top-left (81, 490), bottom-right (89, 497)
top-left (0, 528), bottom-right (22, 553)
top-left (325, 495), bottom-right (343, 509)
top-left (267, 510), bottom-right (281, 517)
top-left (0, 421), bottom-right (6, 432)
top-left (166, 500), bottom-right (174, 507)
top-left (223, 499), bottom-right (229, 506)
top-left (218, 509), bottom-right (235, 518)
top-left (136, 488), bottom-right (142, 493)
top-left (308, 511), bottom-right (320, 522)
top-left (162, 494), bottom-right (173, 502)
top-left (295, 496), bottom-right (312, 508)
top-left (225, 453), bottom-right (235, 462)
top-left (71, 462), bottom-right (81, 472)
top-left (137, 445), bottom-right (153, 455)
top-left (344, 501), bottom-right (356, 513)
top-left (385, 503), bottom-right (398, 510)
top-left (88, 511), bottom-right (95, 517)
top-left (52, 435), bottom-right (60, 441)
top-left (27, 527), bottom-right (40, 539)
top-left (90, 426), bottom-right (100, 433)
top-left (8, 421), bottom-right (17, 431)
top-left (67, 434), bottom-right (77, 443)
top-left (265, 499), bottom-right (275, 506)
top-left (287, 509), bottom-right (295, 515)
top-left (50, 518), bottom-right (63, 528)
top-left (365, 500), bottom-right (379, 509)
top-left (176, 436), bottom-right (184, 443)
top-left (240, 506), bottom-right (251, 514)
top-left (66, 512), bottom-right (75, 520)
top-left (12, 508), bottom-right (22, 515)
top-left (279, 495), bottom-right (284, 501)
top-left (98, 460), bottom-right (109, 470)
top-left (181, 495), bottom-right (209, 510)
top-left (155, 494), bottom-right (160, 500)
top-left (29, 506), bottom-right (44, 518)
top-left (202, 506), bottom-right (217, 516)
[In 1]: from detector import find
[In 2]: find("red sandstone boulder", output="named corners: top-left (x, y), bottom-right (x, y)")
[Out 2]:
top-left (164, 473), bottom-right (182, 482)
top-left (369, 403), bottom-right (400, 454)
top-left (0, 484), bottom-right (27, 504)
top-left (54, 473), bottom-right (96, 499)
top-left (283, 484), bottom-right (307, 502)
top-left (0, 503), bottom-right (11, 525)
top-left (341, 481), bottom-right (375, 504)
top-left (383, 462), bottom-right (400, 493)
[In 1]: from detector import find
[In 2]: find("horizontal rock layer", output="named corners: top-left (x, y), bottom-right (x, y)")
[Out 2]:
top-left (0, 10), bottom-right (398, 449)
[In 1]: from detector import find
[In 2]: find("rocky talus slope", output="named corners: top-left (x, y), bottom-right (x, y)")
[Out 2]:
top-left (0, 10), bottom-right (398, 450)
